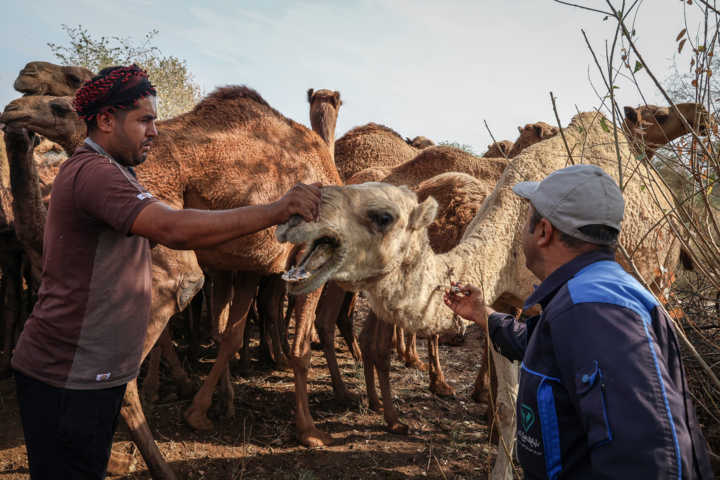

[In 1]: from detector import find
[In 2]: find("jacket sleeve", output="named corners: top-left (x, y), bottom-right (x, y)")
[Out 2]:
top-left (550, 302), bottom-right (688, 479)
top-left (487, 312), bottom-right (527, 362)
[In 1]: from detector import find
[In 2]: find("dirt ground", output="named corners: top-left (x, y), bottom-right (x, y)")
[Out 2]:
top-left (0, 297), bottom-right (522, 479)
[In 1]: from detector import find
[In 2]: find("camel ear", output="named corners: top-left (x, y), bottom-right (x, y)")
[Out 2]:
top-left (518, 126), bottom-right (524, 133)
top-left (307, 88), bottom-right (314, 104)
top-left (408, 197), bottom-right (438, 230)
top-left (533, 124), bottom-right (544, 138)
top-left (332, 91), bottom-right (342, 108)
top-left (624, 106), bottom-right (638, 124)
top-left (550, 127), bottom-right (559, 135)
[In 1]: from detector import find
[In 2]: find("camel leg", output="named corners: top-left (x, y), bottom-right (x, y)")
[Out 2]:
top-left (239, 301), bottom-right (256, 373)
top-left (0, 251), bottom-right (22, 378)
top-left (184, 272), bottom-right (260, 430)
top-left (427, 334), bottom-right (455, 398)
top-left (188, 287), bottom-right (204, 363)
top-left (107, 449), bottom-right (137, 476)
top-left (208, 270), bottom-right (234, 345)
top-left (157, 324), bottom-right (195, 399)
top-left (372, 314), bottom-right (408, 435)
top-left (336, 292), bottom-right (361, 362)
top-left (256, 302), bottom-right (276, 370)
top-left (291, 290), bottom-right (334, 447)
top-left (488, 350), bottom-right (518, 480)
top-left (120, 380), bottom-right (175, 480)
top-left (314, 283), bottom-right (356, 406)
top-left (360, 311), bottom-right (383, 413)
top-left (471, 339), bottom-right (491, 404)
top-left (258, 275), bottom-right (291, 370)
top-left (394, 325), bottom-right (406, 363)
top-left (404, 333), bottom-right (428, 371)
top-left (141, 345), bottom-right (162, 404)
top-left (208, 364), bottom-right (235, 421)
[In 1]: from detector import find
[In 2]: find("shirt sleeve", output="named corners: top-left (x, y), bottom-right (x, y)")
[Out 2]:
top-left (487, 312), bottom-right (527, 362)
top-left (550, 302), bottom-right (688, 479)
top-left (74, 160), bottom-right (158, 236)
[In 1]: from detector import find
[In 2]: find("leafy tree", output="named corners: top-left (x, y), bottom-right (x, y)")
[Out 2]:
top-left (438, 141), bottom-right (480, 157)
top-left (48, 25), bottom-right (203, 119)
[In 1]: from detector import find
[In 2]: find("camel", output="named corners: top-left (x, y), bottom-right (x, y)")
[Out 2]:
top-left (277, 110), bottom-right (690, 478)
top-left (482, 140), bottom-right (514, 158)
top-left (406, 136), bottom-right (435, 149)
top-left (1, 86), bottom-right (342, 478)
top-left (507, 121), bottom-right (559, 158)
top-left (334, 123), bottom-right (419, 182)
top-left (308, 88), bottom-right (341, 160)
top-left (624, 103), bottom-right (711, 158)
top-left (13, 61), bottom-right (94, 97)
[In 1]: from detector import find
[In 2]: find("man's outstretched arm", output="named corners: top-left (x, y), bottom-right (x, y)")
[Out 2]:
top-left (130, 182), bottom-right (322, 250)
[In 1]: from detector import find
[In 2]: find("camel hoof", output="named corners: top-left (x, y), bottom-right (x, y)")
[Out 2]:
top-left (141, 388), bottom-right (160, 405)
top-left (275, 356), bottom-right (293, 372)
top-left (387, 422), bottom-right (409, 435)
top-left (208, 396), bottom-right (235, 422)
top-left (470, 387), bottom-right (489, 405)
top-left (183, 405), bottom-right (214, 430)
top-left (297, 428), bottom-right (334, 447)
top-left (177, 378), bottom-right (195, 400)
top-left (430, 382), bottom-right (456, 398)
top-left (334, 391), bottom-right (359, 408)
top-left (368, 398), bottom-right (384, 413)
top-left (405, 360), bottom-right (428, 372)
top-left (107, 450), bottom-right (137, 476)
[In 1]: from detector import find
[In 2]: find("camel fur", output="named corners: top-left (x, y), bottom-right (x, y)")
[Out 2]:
top-left (406, 136), bottom-right (435, 149)
top-left (482, 140), bottom-right (514, 158)
top-left (334, 122), bottom-right (419, 182)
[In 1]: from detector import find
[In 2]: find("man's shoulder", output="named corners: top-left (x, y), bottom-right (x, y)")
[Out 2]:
top-left (547, 261), bottom-right (659, 324)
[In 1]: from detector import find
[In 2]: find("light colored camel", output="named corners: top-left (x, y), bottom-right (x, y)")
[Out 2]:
top-left (482, 140), bottom-right (514, 158)
top-left (406, 136), bottom-right (435, 149)
top-left (13, 61), bottom-right (94, 97)
top-left (334, 123), bottom-right (419, 182)
top-left (277, 111), bottom-right (686, 478)
top-left (1, 86), bottom-right (341, 478)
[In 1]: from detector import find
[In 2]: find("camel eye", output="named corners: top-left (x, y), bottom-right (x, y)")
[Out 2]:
top-left (51, 102), bottom-right (72, 115)
top-left (655, 114), bottom-right (669, 125)
top-left (375, 213), bottom-right (393, 227)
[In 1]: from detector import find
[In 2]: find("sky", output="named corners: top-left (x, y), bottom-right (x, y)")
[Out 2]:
top-left (0, 0), bottom-right (708, 154)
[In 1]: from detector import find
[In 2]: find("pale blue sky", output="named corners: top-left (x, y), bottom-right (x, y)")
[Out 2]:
top-left (0, 0), bottom-right (704, 153)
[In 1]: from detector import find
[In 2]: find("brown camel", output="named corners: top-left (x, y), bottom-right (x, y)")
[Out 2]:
top-left (277, 111), bottom-right (690, 477)
top-left (482, 140), bottom-right (514, 158)
top-left (406, 136), bottom-right (435, 149)
top-left (308, 88), bottom-right (341, 160)
top-left (624, 103), bottom-right (712, 158)
top-left (13, 61), bottom-right (94, 97)
top-left (1, 86), bottom-right (341, 478)
top-left (334, 123), bottom-right (419, 182)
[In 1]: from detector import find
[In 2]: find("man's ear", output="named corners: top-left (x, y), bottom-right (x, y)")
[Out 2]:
top-left (96, 111), bottom-right (115, 133)
top-left (537, 218), bottom-right (554, 246)
top-left (408, 196), bottom-right (438, 230)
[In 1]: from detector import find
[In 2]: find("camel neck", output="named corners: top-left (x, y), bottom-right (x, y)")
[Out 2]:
top-left (7, 136), bottom-right (46, 254)
top-left (311, 104), bottom-right (337, 161)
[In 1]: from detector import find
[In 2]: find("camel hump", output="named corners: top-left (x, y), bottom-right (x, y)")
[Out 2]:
top-left (342, 122), bottom-right (405, 142)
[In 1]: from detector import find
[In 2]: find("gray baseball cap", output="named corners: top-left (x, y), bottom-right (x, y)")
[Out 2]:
top-left (512, 164), bottom-right (625, 245)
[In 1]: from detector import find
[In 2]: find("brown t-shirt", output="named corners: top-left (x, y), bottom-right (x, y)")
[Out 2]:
top-left (12, 144), bottom-right (158, 389)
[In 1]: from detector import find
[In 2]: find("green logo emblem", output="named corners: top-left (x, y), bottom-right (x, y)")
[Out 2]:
top-left (521, 404), bottom-right (535, 431)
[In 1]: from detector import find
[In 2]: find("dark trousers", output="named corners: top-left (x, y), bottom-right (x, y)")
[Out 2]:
top-left (14, 369), bottom-right (126, 480)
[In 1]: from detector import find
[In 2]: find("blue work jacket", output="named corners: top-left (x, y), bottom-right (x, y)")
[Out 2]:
top-left (488, 250), bottom-right (713, 479)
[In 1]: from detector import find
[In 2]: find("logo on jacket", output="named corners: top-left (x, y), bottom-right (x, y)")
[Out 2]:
top-left (521, 404), bottom-right (535, 431)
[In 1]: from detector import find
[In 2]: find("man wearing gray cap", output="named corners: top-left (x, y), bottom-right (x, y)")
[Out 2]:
top-left (444, 164), bottom-right (712, 479)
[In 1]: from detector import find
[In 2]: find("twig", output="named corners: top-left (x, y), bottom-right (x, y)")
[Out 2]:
top-left (553, 0), bottom-right (613, 15)
top-left (483, 120), bottom-right (528, 181)
top-left (550, 92), bottom-right (576, 165)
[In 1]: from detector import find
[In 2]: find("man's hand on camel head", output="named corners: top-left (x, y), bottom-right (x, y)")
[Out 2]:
top-left (274, 181), bottom-right (323, 224)
top-left (0, 125), bottom-right (35, 153)
top-left (443, 282), bottom-right (491, 330)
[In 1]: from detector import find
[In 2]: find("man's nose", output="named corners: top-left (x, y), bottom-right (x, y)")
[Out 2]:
top-left (147, 120), bottom-right (158, 137)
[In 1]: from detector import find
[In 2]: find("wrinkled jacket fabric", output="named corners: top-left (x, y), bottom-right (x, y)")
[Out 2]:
top-left (488, 250), bottom-right (713, 480)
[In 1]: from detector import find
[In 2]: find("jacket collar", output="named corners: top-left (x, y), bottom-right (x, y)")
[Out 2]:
top-left (523, 250), bottom-right (617, 311)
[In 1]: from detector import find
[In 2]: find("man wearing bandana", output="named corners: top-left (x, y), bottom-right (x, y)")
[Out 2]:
top-left (6, 65), bottom-right (324, 479)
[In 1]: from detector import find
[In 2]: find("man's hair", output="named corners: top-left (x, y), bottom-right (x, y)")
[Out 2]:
top-left (527, 209), bottom-right (619, 253)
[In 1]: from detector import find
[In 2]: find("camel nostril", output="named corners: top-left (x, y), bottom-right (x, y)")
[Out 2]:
top-left (19, 69), bottom-right (38, 77)
top-left (3, 104), bottom-right (19, 112)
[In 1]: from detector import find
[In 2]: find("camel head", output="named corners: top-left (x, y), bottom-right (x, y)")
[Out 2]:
top-left (277, 183), bottom-right (438, 295)
top-left (14, 62), bottom-right (94, 97)
top-left (1, 96), bottom-right (84, 153)
top-left (405, 136), bottom-right (435, 149)
top-left (623, 103), bottom-right (713, 154)
top-left (507, 122), bottom-right (559, 158)
top-left (483, 140), bottom-right (514, 158)
top-left (308, 88), bottom-right (341, 159)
